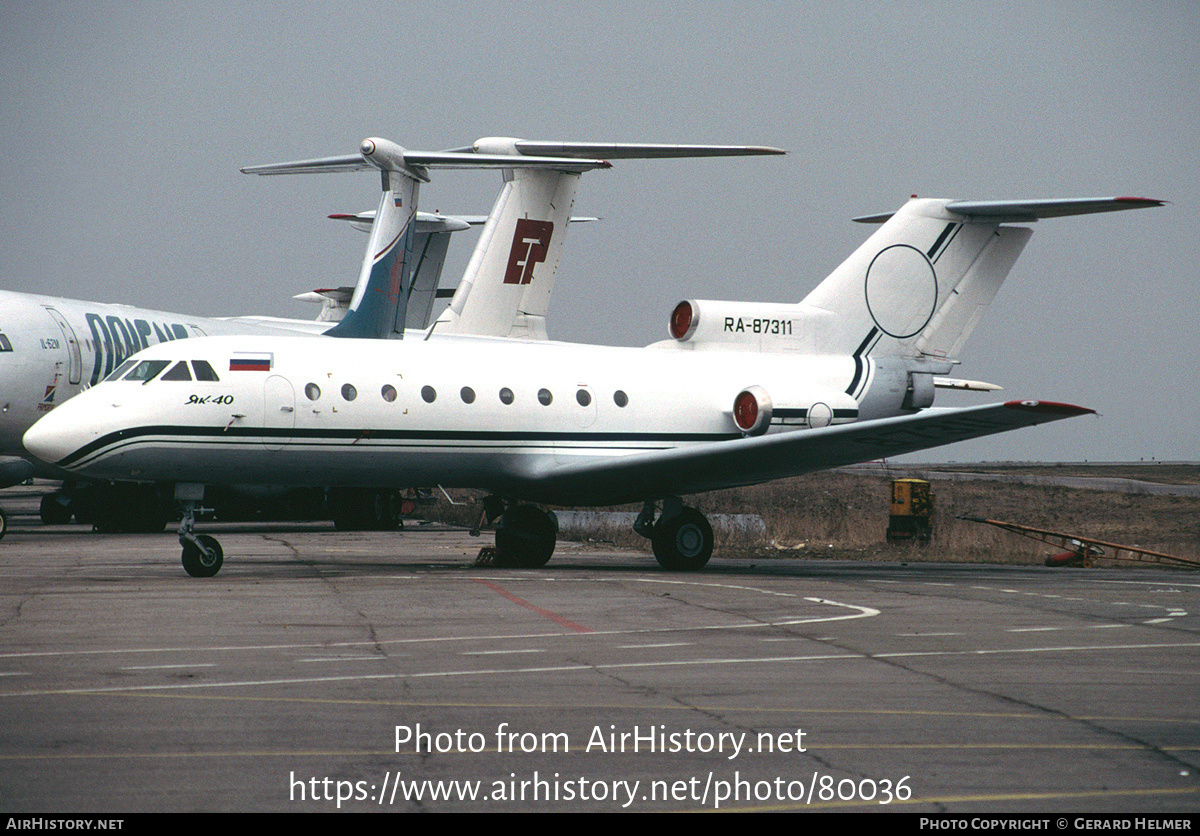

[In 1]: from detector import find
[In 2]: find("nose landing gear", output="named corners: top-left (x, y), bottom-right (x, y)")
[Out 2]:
top-left (181, 532), bottom-right (224, 578)
top-left (176, 483), bottom-right (223, 578)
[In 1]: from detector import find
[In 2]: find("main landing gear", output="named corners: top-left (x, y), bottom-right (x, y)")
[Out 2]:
top-left (476, 495), bottom-right (715, 571)
top-left (477, 498), bottom-right (558, 568)
top-left (176, 484), bottom-right (223, 578)
top-left (635, 497), bottom-right (714, 571)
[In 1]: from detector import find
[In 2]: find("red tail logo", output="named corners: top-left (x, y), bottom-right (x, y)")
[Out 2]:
top-left (503, 219), bottom-right (554, 285)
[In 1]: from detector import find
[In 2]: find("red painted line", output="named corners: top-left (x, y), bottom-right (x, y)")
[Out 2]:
top-left (472, 579), bottom-right (592, 633)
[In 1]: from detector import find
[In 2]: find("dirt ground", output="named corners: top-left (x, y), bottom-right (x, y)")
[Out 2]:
top-left (713, 465), bottom-right (1200, 567)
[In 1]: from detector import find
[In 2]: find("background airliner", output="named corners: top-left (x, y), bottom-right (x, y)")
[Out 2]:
top-left (22, 136), bottom-right (1162, 576)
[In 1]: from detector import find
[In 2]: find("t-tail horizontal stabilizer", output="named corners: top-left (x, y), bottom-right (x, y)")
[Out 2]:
top-left (433, 138), bottom-right (785, 340)
top-left (852, 196), bottom-right (1165, 224)
top-left (242, 138), bottom-right (615, 340)
top-left (244, 137), bottom-right (783, 341)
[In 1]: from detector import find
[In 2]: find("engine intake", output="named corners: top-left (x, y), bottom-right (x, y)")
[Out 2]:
top-left (667, 299), bottom-right (817, 348)
top-left (733, 386), bottom-right (772, 436)
top-left (729, 384), bottom-right (859, 434)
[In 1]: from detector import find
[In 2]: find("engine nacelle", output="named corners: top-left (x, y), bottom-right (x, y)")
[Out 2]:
top-left (730, 384), bottom-right (859, 435)
top-left (669, 299), bottom-right (831, 351)
top-left (732, 386), bottom-right (772, 436)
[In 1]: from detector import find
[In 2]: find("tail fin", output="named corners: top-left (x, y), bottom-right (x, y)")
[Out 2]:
top-left (801, 196), bottom-right (1163, 360)
top-left (314, 211), bottom-right (476, 330)
top-left (432, 138), bottom-right (786, 339)
top-left (325, 166), bottom-right (419, 338)
top-left (405, 214), bottom-right (471, 331)
top-left (435, 163), bottom-right (581, 339)
top-left (242, 137), bottom-right (613, 339)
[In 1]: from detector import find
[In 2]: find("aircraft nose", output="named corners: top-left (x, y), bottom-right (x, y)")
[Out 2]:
top-left (23, 407), bottom-right (88, 465)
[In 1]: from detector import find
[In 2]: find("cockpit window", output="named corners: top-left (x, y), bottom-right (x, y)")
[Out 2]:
top-left (106, 359), bottom-right (138, 381)
top-left (191, 360), bottom-right (220, 381)
top-left (161, 361), bottom-right (192, 381)
top-left (122, 360), bottom-right (171, 382)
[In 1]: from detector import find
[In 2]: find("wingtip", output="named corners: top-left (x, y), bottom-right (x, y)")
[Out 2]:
top-left (1115, 196), bottom-right (1168, 208)
top-left (1003, 400), bottom-right (1095, 416)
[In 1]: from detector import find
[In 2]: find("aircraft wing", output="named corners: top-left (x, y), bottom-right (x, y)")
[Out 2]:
top-left (516, 401), bottom-right (1092, 506)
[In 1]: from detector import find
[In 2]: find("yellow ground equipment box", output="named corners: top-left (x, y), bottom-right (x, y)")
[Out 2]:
top-left (887, 478), bottom-right (932, 543)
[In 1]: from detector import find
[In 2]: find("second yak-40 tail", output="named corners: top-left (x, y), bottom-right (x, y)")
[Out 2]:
top-left (242, 138), bottom-right (785, 340)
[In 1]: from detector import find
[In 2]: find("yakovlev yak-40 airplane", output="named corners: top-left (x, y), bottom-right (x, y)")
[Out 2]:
top-left (23, 136), bottom-right (1163, 576)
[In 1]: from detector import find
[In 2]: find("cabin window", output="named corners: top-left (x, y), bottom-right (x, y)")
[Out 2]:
top-left (305, 383), bottom-right (321, 401)
top-left (342, 383), bottom-right (357, 401)
top-left (499, 387), bottom-right (514, 405)
top-left (123, 360), bottom-right (170, 383)
top-left (0, 334), bottom-right (11, 352)
top-left (538, 388), bottom-right (553, 406)
top-left (614, 390), bottom-right (629, 407)
top-left (191, 360), bottom-right (220, 381)
top-left (381, 384), bottom-right (397, 403)
top-left (421, 385), bottom-right (437, 403)
top-left (460, 386), bottom-right (476, 404)
top-left (161, 361), bottom-right (192, 381)
top-left (576, 389), bottom-right (592, 407)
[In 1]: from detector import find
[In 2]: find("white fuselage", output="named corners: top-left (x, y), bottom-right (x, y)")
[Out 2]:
top-left (24, 333), bottom-right (871, 504)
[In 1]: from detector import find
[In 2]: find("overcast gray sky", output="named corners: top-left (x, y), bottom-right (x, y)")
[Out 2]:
top-left (2, 1), bottom-right (1195, 463)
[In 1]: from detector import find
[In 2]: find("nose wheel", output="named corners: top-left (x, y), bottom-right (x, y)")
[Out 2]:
top-left (176, 486), bottom-right (223, 577)
top-left (181, 534), bottom-right (223, 578)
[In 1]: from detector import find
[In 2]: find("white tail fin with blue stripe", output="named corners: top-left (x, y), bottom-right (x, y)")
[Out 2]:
top-left (803, 196), bottom-right (1162, 361)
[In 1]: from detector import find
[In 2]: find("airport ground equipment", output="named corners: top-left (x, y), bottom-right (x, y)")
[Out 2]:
top-left (959, 516), bottom-right (1199, 569)
top-left (887, 478), bottom-right (933, 543)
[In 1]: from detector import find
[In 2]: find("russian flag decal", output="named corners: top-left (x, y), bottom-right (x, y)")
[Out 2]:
top-left (229, 352), bottom-right (273, 372)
